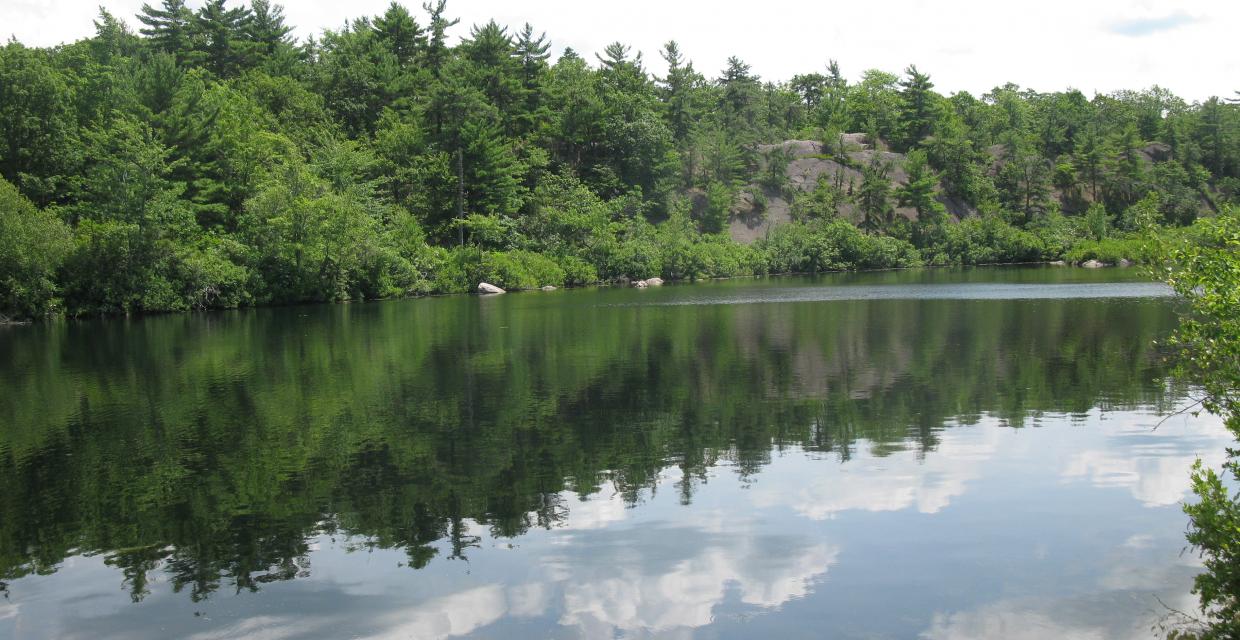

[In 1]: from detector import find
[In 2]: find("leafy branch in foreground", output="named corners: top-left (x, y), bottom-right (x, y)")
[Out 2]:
top-left (1166, 206), bottom-right (1240, 639)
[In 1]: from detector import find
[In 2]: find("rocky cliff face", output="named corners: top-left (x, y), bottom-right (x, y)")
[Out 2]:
top-left (722, 135), bottom-right (976, 245)
top-left (718, 135), bottom-right (1201, 245)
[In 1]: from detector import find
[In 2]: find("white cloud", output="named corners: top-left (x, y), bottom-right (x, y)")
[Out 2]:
top-left (183, 615), bottom-right (324, 640)
top-left (345, 525), bottom-right (838, 639)
top-left (1, 0), bottom-right (1236, 101)
top-left (559, 485), bottom-right (631, 530)
top-left (751, 427), bottom-right (999, 518)
top-left (368, 585), bottom-right (508, 640)
top-left (1061, 416), bottom-right (1231, 507)
top-left (922, 559), bottom-right (1205, 640)
top-left (923, 607), bottom-right (1109, 640)
top-left (555, 537), bottom-right (838, 635)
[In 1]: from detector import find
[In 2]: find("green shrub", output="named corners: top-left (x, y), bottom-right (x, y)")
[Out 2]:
top-left (694, 238), bottom-right (763, 278)
top-left (434, 247), bottom-right (567, 292)
top-left (925, 215), bottom-right (1048, 265)
top-left (59, 219), bottom-right (148, 314)
top-left (556, 255), bottom-right (599, 286)
top-left (0, 179), bottom-right (71, 319)
top-left (758, 219), bottom-right (921, 273)
top-left (1063, 235), bottom-right (1162, 264)
top-left (700, 181), bottom-right (733, 234)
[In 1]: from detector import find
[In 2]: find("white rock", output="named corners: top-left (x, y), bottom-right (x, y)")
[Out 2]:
top-left (540, 285), bottom-right (557, 291)
top-left (478, 282), bottom-right (506, 294)
top-left (1080, 259), bottom-right (1105, 269)
top-left (643, 277), bottom-right (664, 287)
top-left (633, 280), bottom-right (648, 288)
top-left (1118, 259), bottom-right (1134, 267)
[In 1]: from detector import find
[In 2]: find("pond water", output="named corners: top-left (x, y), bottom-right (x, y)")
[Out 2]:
top-left (0, 267), bottom-right (1228, 639)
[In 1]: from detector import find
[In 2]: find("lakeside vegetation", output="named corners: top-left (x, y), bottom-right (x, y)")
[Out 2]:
top-left (1, 1), bottom-right (1238, 319)
top-left (1166, 207), bottom-right (1240, 639)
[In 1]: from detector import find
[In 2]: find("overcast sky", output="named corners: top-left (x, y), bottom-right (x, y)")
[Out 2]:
top-left (3, 0), bottom-right (1236, 101)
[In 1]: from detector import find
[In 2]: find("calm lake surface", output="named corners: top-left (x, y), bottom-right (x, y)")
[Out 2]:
top-left (0, 267), bottom-right (1229, 639)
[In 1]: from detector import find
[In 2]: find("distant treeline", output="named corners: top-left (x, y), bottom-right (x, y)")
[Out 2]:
top-left (1, 0), bottom-right (1237, 318)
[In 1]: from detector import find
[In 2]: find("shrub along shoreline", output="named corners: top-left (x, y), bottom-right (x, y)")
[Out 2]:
top-left (3, 166), bottom-right (1194, 322)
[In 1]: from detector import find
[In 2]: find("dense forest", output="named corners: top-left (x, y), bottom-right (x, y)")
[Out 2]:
top-left (1, 0), bottom-right (1238, 319)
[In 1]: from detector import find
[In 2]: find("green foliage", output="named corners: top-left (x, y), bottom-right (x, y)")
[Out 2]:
top-left (793, 172), bottom-right (847, 221)
top-left (925, 215), bottom-right (1048, 265)
top-left (1180, 461), bottom-right (1240, 640)
top-left (1082, 202), bottom-right (1110, 241)
top-left (0, 42), bottom-right (79, 205)
top-left (1168, 208), bottom-right (1240, 423)
top-left (1166, 208), bottom-right (1240, 639)
top-left (759, 218), bottom-right (921, 273)
top-left (0, 3), bottom-right (1235, 317)
top-left (859, 155), bottom-right (894, 232)
top-left (759, 146), bottom-right (791, 193)
top-left (1063, 236), bottom-right (1160, 265)
top-left (700, 181), bottom-right (733, 233)
top-left (897, 149), bottom-right (947, 247)
top-left (0, 179), bottom-right (72, 319)
top-left (435, 247), bottom-right (566, 291)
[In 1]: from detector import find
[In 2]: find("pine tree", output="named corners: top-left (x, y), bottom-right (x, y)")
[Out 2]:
top-left (372, 2), bottom-right (424, 66)
top-left (719, 56), bottom-right (760, 133)
top-left (996, 136), bottom-right (1052, 223)
top-left (658, 41), bottom-right (705, 143)
top-left (193, 0), bottom-right (255, 78)
top-left (897, 65), bottom-right (936, 150)
top-left (460, 118), bottom-right (525, 215)
top-left (137, 0), bottom-right (194, 62)
top-left (421, 0), bottom-right (458, 78)
top-left (459, 21), bottom-right (521, 131)
top-left (1073, 124), bottom-right (1107, 202)
top-left (512, 23), bottom-right (550, 136)
top-left (815, 60), bottom-right (849, 133)
top-left (897, 149), bottom-right (943, 218)
top-left (247, 0), bottom-right (294, 59)
top-left (859, 155), bottom-right (894, 233)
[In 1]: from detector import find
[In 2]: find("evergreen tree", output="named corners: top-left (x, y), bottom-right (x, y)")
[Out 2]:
top-left (458, 21), bottom-right (522, 133)
top-left (815, 60), bottom-right (849, 133)
top-left (897, 65), bottom-right (937, 150)
top-left (1073, 123), bottom-right (1107, 202)
top-left (421, 0), bottom-right (458, 78)
top-left (512, 23), bottom-right (550, 136)
top-left (859, 155), bottom-right (894, 232)
top-left (459, 117), bottom-right (525, 216)
top-left (246, 0), bottom-right (295, 60)
top-left (1101, 123), bottom-right (1146, 213)
top-left (718, 56), bottom-right (761, 136)
top-left (137, 0), bottom-right (195, 62)
top-left (372, 2), bottom-right (424, 67)
top-left (193, 0), bottom-right (255, 78)
top-left (659, 42), bottom-right (706, 140)
top-left (996, 136), bottom-right (1053, 223)
top-left (897, 150), bottom-right (944, 218)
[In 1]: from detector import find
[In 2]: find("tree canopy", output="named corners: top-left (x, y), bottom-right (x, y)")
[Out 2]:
top-left (0, 2), bottom-right (1237, 319)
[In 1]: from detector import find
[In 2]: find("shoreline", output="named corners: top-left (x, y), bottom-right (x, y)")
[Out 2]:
top-left (1, 261), bottom-right (1153, 326)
